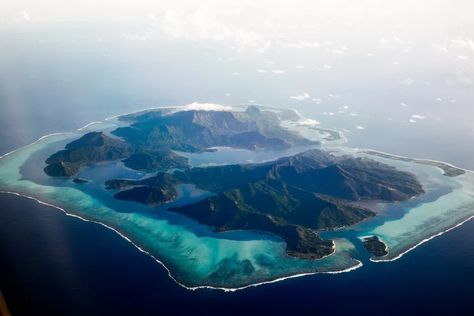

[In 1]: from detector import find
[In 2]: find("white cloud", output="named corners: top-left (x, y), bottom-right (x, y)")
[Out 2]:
top-left (451, 37), bottom-right (474, 51)
top-left (356, 126), bottom-right (365, 130)
top-left (257, 69), bottom-right (267, 73)
top-left (400, 102), bottom-right (408, 107)
top-left (149, 7), bottom-right (268, 52)
top-left (122, 33), bottom-right (152, 41)
top-left (409, 119), bottom-right (417, 123)
top-left (290, 92), bottom-right (311, 101)
top-left (312, 98), bottom-right (322, 104)
top-left (433, 45), bottom-right (448, 53)
top-left (232, 72), bottom-right (240, 76)
top-left (298, 118), bottom-right (320, 126)
top-left (22, 10), bottom-right (30, 21)
top-left (271, 69), bottom-right (286, 74)
top-left (331, 49), bottom-right (345, 54)
top-left (255, 41), bottom-right (271, 53)
top-left (172, 102), bottom-right (233, 113)
top-left (289, 108), bottom-right (320, 125)
top-left (401, 78), bottom-right (415, 85)
top-left (284, 40), bottom-right (320, 49)
top-left (411, 114), bottom-right (426, 120)
top-left (458, 55), bottom-right (468, 60)
top-left (378, 35), bottom-right (415, 53)
top-left (457, 75), bottom-right (473, 85)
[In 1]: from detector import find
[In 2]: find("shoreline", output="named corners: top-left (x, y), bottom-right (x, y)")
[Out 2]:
top-left (77, 121), bottom-right (103, 131)
top-left (360, 148), bottom-right (473, 175)
top-left (358, 235), bottom-right (389, 259)
top-left (2, 184), bottom-right (473, 291)
top-left (0, 190), bottom-right (363, 292)
top-left (370, 215), bottom-right (474, 263)
top-left (0, 103), bottom-right (473, 291)
top-left (0, 132), bottom-right (73, 160)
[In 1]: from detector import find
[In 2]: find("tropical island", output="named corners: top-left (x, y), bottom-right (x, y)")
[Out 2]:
top-left (42, 106), bottom-right (424, 259)
top-left (0, 103), bottom-right (473, 289)
top-left (361, 236), bottom-right (388, 257)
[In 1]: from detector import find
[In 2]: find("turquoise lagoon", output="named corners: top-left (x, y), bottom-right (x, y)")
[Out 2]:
top-left (1, 110), bottom-right (473, 290)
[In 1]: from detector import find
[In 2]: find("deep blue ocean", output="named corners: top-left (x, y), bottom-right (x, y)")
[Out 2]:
top-left (1, 23), bottom-right (473, 315)
top-left (1, 192), bottom-right (473, 316)
top-left (1, 108), bottom-right (473, 316)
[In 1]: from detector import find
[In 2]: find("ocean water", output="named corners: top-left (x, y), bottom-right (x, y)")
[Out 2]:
top-left (1, 22), bottom-right (474, 315)
top-left (0, 120), bottom-right (363, 289)
top-left (1, 192), bottom-right (473, 316)
top-left (0, 106), bottom-right (473, 315)
top-left (1, 108), bottom-right (472, 289)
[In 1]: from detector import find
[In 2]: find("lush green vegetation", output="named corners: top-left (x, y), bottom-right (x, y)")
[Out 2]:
top-left (362, 236), bottom-right (388, 257)
top-left (44, 132), bottom-right (132, 177)
top-left (44, 107), bottom-right (313, 177)
top-left (108, 149), bottom-right (424, 258)
top-left (112, 106), bottom-right (314, 152)
top-left (43, 107), bottom-right (424, 259)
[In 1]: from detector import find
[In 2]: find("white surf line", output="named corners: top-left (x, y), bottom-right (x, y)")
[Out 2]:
top-left (369, 215), bottom-right (474, 263)
top-left (0, 132), bottom-right (73, 160)
top-left (77, 121), bottom-right (103, 131)
top-left (0, 190), bottom-right (196, 291)
top-left (1, 106), bottom-right (472, 290)
top-left (278, 107), bottom-right (347, 144)
top-left (202, 259), bottom-right (364, 293)
top-left (350, 147), bottom-right (474, 263)
top-left (318, 127), bottom-right (347, 144)
top-left (0, 189), bottom-right (363, 292)
top-left (359, 148), bottom-right (474, 174)
top-left (0, 118), bottom-right (118, 160)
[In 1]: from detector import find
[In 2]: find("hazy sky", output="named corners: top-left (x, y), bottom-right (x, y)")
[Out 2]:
top-left (0, 0), bottom-right (473, 166)
top-left (2, 0), bottom-right (473, 33)
top-left (2, 1), bottom-right (473, 54)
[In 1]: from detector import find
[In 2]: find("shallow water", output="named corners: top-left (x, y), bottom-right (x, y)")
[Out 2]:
top-left (0, 109), bottom-right (473, 289)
